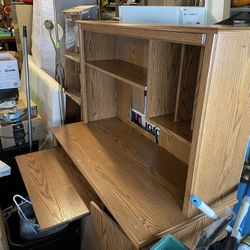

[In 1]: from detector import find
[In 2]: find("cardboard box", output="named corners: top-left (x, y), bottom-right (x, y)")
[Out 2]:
top-left (0, 93), bottom-right (38, 124)
top-left (0, 53), bottom-right (20, 90)
top-left (0, 115), bottom-right (45, 149)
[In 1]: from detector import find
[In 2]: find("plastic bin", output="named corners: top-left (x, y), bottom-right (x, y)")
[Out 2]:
top-left (150, 235), bottom-right (189, 250)
top-left (3, 208), bottom-right (81, 250)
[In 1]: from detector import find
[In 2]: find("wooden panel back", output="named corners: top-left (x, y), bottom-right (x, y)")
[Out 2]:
top-left (85, 32), bottom-right (117, 61)
top-left (147, 40), bottom-right (182, 117)
top-left (117, 81), bottom-right (132, 123)
top-left (116, 36), bottom-right (148, 68)
top-left (86, 67), bottom-right (118, 121)
top-left (184, 31), bottom-right (250, 216)
top-left (175, 45), bottom-right (201, 122)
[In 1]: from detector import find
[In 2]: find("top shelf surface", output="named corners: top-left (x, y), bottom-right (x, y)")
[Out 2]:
top-left (78, 21), bottom-right (250, 46)
top-left (51, 117), bottom-right (188, 248)
top-left (86, 59), bottom-right (147, 90)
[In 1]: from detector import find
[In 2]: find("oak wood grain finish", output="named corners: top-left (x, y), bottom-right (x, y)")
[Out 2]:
top-left (183, 34), bottom-right (216, 216)
top-left (146, 40), bottom-right (182, 117)
top-left (191, 47), bottom-right (205, 130)
top-left (149, 114), bottom-right (192, 141)
top-left (79, 28), bottom-right (88, 122)
top-left (148, 114), bottom-right (192, 164)
top-left (86, 59), bottom-right (147, 90)
top-left (175, 45), bottom-right (201, 122)
top-left (51, 118), bottom-right (188, 248)
top-left (78, 21), bottom-right (249, 35)
top-left (86, 67), bottom-right (118, 121)
top-left (84, 32), bottom-right (117, 61)
top-left (184, 31), bottom-right (250, 216)
top-left (91, 202), bottom-right (136, 250)
top-left (117, 81), bottom-right (132, 123)
top-left (132, 88), bottom-right (145, 114)
top-left (158, 129), bottom-right (191, 165)
top-left (16, 148), bottom-right (90, 230)
top-left (116, 36), bottom-right (148, 68)
top-left (78, 21), bottom-right (210, 46)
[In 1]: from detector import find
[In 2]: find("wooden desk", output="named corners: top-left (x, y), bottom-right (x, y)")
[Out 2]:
top-left (51, 117), bottom-right (189, 247)
top-left (15, 22), bottom-right (250, 249)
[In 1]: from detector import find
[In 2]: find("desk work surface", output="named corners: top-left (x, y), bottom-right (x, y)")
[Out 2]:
top-left (51, 117), bottom-right (189, 247)
top-left (16, 148), bottom-right (90, 230)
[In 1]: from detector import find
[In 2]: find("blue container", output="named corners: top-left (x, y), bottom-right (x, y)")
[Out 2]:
top-left (150, 235), bottom-right (189, 250)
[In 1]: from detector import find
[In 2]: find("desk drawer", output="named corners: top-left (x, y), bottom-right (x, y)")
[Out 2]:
top-left (15, 148), bottom-right (100, 230)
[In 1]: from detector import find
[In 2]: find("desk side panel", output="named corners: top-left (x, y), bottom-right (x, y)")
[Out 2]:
top-left (184, 30), bottom-right (250, 216)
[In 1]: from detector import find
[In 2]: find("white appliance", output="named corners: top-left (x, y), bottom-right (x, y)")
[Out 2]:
top-left (119, 6), bottom-right (206, 25)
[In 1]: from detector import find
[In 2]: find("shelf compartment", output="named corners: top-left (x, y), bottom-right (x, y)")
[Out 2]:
top-left (148, 114), bottom-right (192, 164)
top-left (85, 59), bottom-right (147, 90)
top-left (149, 114), bottom-right (192, 141)
top-left (66, 89), bottom-right (81, 106)
top-left (65, 51), bottom-right (80, 63)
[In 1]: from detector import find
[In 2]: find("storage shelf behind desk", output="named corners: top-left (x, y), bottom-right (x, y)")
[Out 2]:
top-left (51, 118), bottom-right (188, 248)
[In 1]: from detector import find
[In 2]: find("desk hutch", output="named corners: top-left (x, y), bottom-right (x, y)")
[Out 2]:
top-left (16, 22), bottom-right (250, 249)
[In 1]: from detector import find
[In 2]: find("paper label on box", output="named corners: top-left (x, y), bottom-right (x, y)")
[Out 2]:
top-left (0, 59), bottom-right (20, 89)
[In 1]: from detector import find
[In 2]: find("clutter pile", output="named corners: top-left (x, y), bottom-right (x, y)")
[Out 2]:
top-left (0, 52), bottom-right (45, 151)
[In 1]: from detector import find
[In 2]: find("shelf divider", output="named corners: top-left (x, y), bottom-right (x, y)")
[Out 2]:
top-left (86, 59), bottom-right (147, 90)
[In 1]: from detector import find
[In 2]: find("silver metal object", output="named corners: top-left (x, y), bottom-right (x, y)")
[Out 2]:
top-left (23, 26), bottom-right (33, 152)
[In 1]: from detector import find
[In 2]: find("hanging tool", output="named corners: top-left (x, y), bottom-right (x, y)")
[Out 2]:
top-left (23, 26), bottom-right (33, 152)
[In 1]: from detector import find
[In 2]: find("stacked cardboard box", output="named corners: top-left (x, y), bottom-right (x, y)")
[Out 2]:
top-left (0, 93), bottom-right (45, 149)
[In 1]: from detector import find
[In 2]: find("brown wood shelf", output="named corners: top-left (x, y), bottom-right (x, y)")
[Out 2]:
top-left (65, 51), bottom-right (80, 63)
top-left (51, 117), bottom-right (188, 248)
top-left (148, 114), bottom-right (193, 142)
top-left (16, 148), bottom-right (90, 230)
top-left (66, 89), bottom-right (81, 106)
top-left (85, 59), bottom-right (147, 90)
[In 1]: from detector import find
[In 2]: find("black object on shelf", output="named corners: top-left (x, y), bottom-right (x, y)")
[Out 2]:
top-left (3, 209), bottom-right (81, 250)
top-left (216, 12), bottom-right (250, 26)
top-left (0, 88), bottom-right (19, 103)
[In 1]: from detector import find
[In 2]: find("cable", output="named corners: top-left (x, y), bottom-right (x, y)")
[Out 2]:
top-left (44, 18), bottom-right (65, 125)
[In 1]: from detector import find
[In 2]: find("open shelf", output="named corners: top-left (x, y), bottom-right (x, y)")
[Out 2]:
top-left (85, 59), bottom-right (147, 90)
top-left (66, 89), bottom-right (81, 106)
top-left (148, 114), bottom-right (192, 142)
top-left (65, 51), bottom-right (80, 63)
